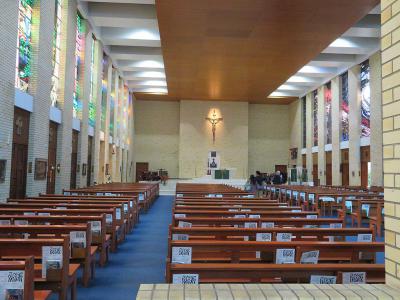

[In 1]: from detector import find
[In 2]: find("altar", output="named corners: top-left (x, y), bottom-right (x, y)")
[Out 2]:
top-left (211, 168), bottom-right (235, 180)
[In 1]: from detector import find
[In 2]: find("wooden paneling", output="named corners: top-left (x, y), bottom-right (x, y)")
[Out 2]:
top-left (87, 136), bottom-right (93, 187)
top-left (70, 130), bottom-right (79, 189)
top-left (326, 151), bottom-right (332, 186)
top-left (156, 0), bottom-right (379, 102)
top-left (10, 108), bottom-right (30, 199)
top-left (341, 149), bottom-right (349, 186)
top-left (361, 146), bottom-right (370, 188)
top-left (46, 122), bottom-right (58, 194)
top-left (312, 153), bottom-right (318, 186)
top-left (136, 162), bottom-right (149, 182)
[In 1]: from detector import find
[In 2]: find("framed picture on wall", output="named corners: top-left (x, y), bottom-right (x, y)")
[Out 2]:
top-left (0, 160), bottom-right (6, 183)
top-left (34, 159), bottom-right (47, 180)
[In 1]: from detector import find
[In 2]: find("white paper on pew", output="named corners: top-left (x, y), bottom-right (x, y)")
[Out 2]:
top-left (228, 209), bottom-right (239, 212)
top-left (216, 194), bottom-right (223, 198)
top-left (42, 246), bottom-right (63, 278)
top-left (276, 249), bottom-right (295, 264)
top-left (172, 247), bottom-right (192, 264)
top-left (129, 201), bottom-right (133, 208)
top-left (279, 205), bottom-right (287, 208)
top-left (0, 270), bottom-right (24, 299)
top-left (123, 204), bottom-right (128, 213)
top-left (244, 222), bottom-right (257, 228)
top-left (345, 201), bottom-right (353, 213)
top-left (206, 194), bottom-right (216, 198)
top-left (70, 231), bottom-right (86, 248)
top-left (300, 192), bottom-right (305, 200)
top-left (174, 214), bottom-right (186, 218)
top-left (241, 209), bottom-right (251, 212)
top-left (23, 212), bottom-right (35, 216)
top-left (116, 208), bottom-right (121, 220)
top-left (261, 222), bottom-right (274, 228)
top-left (14, 220), bottom-right (28, 225)
top-left (234, 215), bottom-right (246, 218)
top-left (249, 214), bottom-right (261, 219)
top-left (71, 193), bottom-right (78, 196)
top-left (106, 214), bottom-right (113, 224)
top-left (89, 221), bottom-right (101, 234)
top-left (176, 194), bottom-right (183, 198)
top-left (306, 215), bottom-right (317, 219)
top-left (138, 194), bottom-right (145, 201)
top-left (342, 272), bottom-right (366, 284)
top-left (244, 236), bottom-right (249, 241)
top-left (233, 205), bottom-right (242, 207)
top-left (308, 194), bottom-right (315, 203)
top-left (277, 233), bottom-right (292, 242)
top-left (329, 223), bottom-right (343, 242)
top-left (56, 207), bottom-right (67, 210)
top-left (96, 193), bottom-right (104, 196)
top-left (291, 210), bottom-right (301, 212)
top-left (172, 274), bottom-right (198, 284)
top-left (172, 234), bottom-right (189, 241)
top-left (38, 212), bottom-right (50, 216)
top-left (300, 250), bottom-right (319, 264)
top-left (256, 233), bottom-right (272, 242)
top-left (310, 275), bottom-right (337, 284)
top-left (0, 220), bottom-right (10, 225)
top-left (361, 204), bottom-right (370, 217)
top-left (178, 221), bottom-right (192, 228)
top-left (357, 234), bottom-right (372, 242)
top-left (63, 192), bottom-right (70, 195)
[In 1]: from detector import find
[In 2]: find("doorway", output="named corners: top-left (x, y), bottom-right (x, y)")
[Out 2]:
top-left (9, 108), bottom-right (30, 199)
top-left (360, 146), bottom-right (371, 188)
top-left (46, 122), bottom-right (58, 194)
top-left (341, 149), bottom-right (349, 186)
top-left (312, 153), bottom-right (318, 186)
top-left (70, 130), bottom-right (79, 189)
top-left (325, 151), bottom-right (332, 186)
top-left (87, 136), bottom-right (93, 187)
top-left (136, 162), bottom-right (149, 182)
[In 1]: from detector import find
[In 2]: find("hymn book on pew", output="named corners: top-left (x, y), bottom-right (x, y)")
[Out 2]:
top-left (42, 246), bottom-right (63, 279)
top-left (0, 271), bottom-right (24, 300)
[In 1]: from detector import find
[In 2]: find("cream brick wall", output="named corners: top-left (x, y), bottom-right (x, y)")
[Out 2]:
top-left (381, 0), bottom-right (400, 288)
top-left (249, 104), bottom-right (290, 175)
top-left (134, 100), bottom-right (180, 178)
top-left (288, 100), bottom-right (302, 168)
top-left (0, 1), bottom-right (19, 199)
top-left (179, 100), bottom-right (249, 179)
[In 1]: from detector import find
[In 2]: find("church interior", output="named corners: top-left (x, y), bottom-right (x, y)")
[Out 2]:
top-left (1, 0), bottom-right (400, 299)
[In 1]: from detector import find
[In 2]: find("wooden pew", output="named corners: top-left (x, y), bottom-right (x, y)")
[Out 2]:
top-left (167, 263), bottom-right (385, 283)
top-left (172, 209), bottom-right (318, 219)
top-left (0, 256), bottom-right (51, 300)
top-left (0, 206), bottom-right (121, 252)
top-left (0, 224), bottom-right (94, 287)
top-left (0, 215), bottom-right (109, 267)
top-left (0, 238), bottom-right (77, 300)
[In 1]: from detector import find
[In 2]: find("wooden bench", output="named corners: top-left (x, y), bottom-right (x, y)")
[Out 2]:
top-left (172, 209), bottom-right (318, 219)
top-left (0, 224), bottom-right (95, 287)
top-left (0, 238), bottom-right (77, 300)
top-left (0, 215), bottom-right (110, 267)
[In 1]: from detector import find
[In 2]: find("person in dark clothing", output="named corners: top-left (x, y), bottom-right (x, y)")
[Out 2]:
top-left (272, 171), bottom-right (282, 184)
top-left (255, 171), bottom-right (264, 185)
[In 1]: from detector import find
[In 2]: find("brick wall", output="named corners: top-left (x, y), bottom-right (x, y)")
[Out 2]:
top-left (381, 0), bottom-right (400, 288)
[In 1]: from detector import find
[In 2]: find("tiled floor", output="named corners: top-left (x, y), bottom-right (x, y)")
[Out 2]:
top-left (136, 283), bottom-right (400, 300)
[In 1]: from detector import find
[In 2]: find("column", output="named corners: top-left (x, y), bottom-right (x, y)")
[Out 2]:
top-left (331, 76), bottom-right (341, 185)
top-left (103, 63), bottom-right (112, 182)
top-left (306, 93), bottom-right (313, 183)
top-left (348, 64), bottom-right (361, 186)
top-left (381, 0), bottom-right (400, 287)
top-left (93, 41), bottom-right (103, 185)
top-left (317, 86), bottom-right (326, 185)
top-left (370, 52), bottom-right (383, 187)
top-left (55, 0), bottom-right (77, 193)
top-left (0, 1), bottom-right (19, 199)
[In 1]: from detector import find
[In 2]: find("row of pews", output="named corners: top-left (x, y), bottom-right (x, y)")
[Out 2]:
top-left (0, 182), bottom-right (158, 300)
top-left (166, 183), bottom-right (385, 285)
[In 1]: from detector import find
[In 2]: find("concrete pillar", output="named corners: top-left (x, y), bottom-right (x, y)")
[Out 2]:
top-left (370, 51), bottom-right (383, 187)
top-left (55, 0), bottom-right (77, 193)
top-left (318, 86), bottom-right (326, 185)
top-left (306, 93), bottom-right (313, 183)
top-left (0, 1), bottom-right (19, 199)
top-left (331, 76), bottom-right (341, 185)
top-left (348, 64), bottom-right (361, 186)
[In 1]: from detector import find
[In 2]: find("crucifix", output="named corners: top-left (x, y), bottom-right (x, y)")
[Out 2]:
top-left (205, 109), bottom-right (223, 144)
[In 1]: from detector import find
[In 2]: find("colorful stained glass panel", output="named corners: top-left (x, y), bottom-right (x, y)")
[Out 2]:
top-left (360, 60), bottom-right (371, 138)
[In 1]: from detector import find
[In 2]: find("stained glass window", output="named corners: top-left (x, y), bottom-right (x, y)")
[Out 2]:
top-left (360, 60), bottom-right (371, 138)
top-left (325, 82), bottom-right (332, 145)
top-left (312, 90), bottom-right (318, 147)
top-left (302, 96), bottom-right (306, 148)
top-left (73, 13), bottom-right (85, 119)
top-left (50, 0), bottom-right (62, 107)
top-left (16, 0), bottom-right (34, 92)
top-left (341, 72), bottom-right (349, 142)
top-left (101, 54), bottom-right (108, 131)
top-left (88, 35), bottom-right (96, 127)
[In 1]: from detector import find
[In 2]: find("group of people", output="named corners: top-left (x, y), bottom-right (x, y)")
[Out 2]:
top-left (246, 170), bottom-right (287, 195)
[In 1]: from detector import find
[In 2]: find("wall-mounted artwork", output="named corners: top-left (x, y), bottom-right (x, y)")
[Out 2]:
top-left (341, 72), bottom-right (349, 142)
top-left (360, 60), bottom-right (371, 138)
top-left (34, 159), bottom-right (47, 180)
top-left (0, 160), bottom-right (6, 183)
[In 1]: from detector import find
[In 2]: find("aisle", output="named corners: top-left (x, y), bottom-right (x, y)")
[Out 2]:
top-left (77, 196), bottom-right (173, 300)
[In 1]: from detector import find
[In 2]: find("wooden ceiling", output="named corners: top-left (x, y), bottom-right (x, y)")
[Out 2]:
top-left (151, 0), bottom-right (379, 104)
